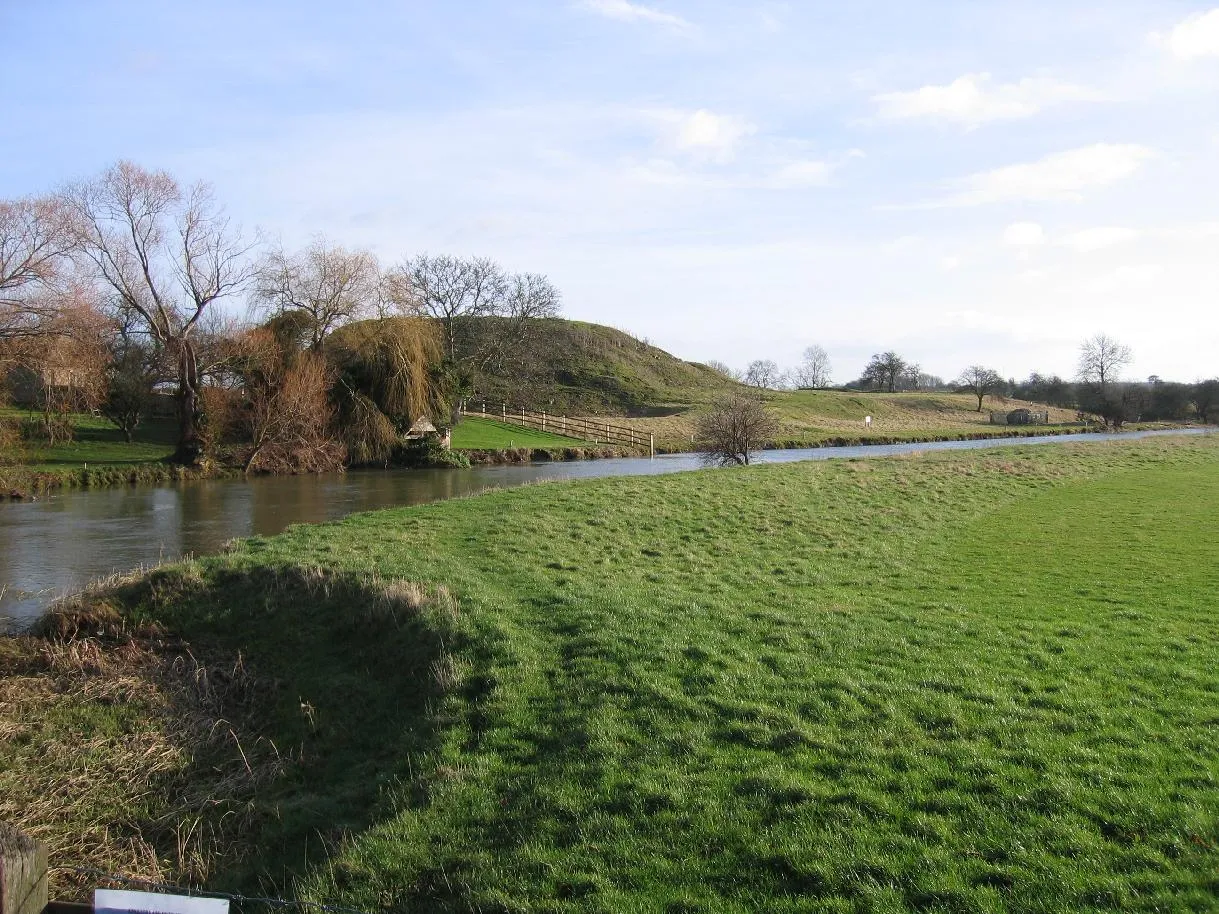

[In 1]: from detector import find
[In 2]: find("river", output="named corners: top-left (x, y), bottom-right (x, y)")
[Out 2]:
top-left (1, 428), bottom-right (1211, 630)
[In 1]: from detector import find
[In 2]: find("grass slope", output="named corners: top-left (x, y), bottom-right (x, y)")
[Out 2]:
top-left (450, 417), bottom-right (591, 450)
top-left (471, 319), bottom-right (736, 415)
top-left (49, 434), bottom-right (1219, 912)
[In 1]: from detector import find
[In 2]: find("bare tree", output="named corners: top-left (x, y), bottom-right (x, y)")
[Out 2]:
top-left (704, 359), bottom-right (740, 381)
top-left (790, 345), bottom-right (832, 388)
top-left (861, 351), bottom-right (908, 392)
top-left (1077, 334), bottom-right (1132, 389)
top-left (255, 237), bottom-right (379, 350)
top-left (1192, 379), bottom-right (1219, 423)
top-left (63, 161), bottom-right (253, 462)
top-left (695, 394), bottom-right (779, 466)
top-left (744, 359), bottom-right (781, 389)
top-left (955, 365), bottom-right (1004, 411)
top-left (0, 195), bottom-right (76, 342)
top-left (387, 254), bottom-right (510, 364)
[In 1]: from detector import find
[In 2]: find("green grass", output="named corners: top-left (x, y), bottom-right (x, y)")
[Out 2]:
top-left (450, 417), bottom-right (592, 450)
top-left (38, 435), bottom-right (1219, 911)
top-left (0, 406), bottom-right (177, 468)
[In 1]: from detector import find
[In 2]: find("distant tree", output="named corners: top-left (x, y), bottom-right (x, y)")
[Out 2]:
top-left (63, 161), bottom-right (253, 462)
top-left (255, 237), bottom-right (379, 351)
top-left (1192, 379), bottom-right (1219, 423)
top-left (744, 359), bottom-right (780, 389)
top-left (1013, 372), bottom-right (1076, 408)
top-left (861, 351), bottom-right (908, 392)
top-left (1145, 381), bottom-right (1193, 421)
top-left (955, 365), bottom-right (1005, 411)
top-left (1077, 333), bottom-right (1132, 389)
top-left (704, 359), bottom-right (740, 381)
top-left (790, 345), bottom-right (832, 388)
top-left (695, 393), bottom-right (779, 466)
top-left (100, 343), bottom-right (157, 442)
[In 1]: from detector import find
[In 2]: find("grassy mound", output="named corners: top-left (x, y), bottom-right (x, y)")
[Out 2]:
top-left (6, 434), bottom-right (1218, 911)
top-left (469, 319), bottom-right (736, 415)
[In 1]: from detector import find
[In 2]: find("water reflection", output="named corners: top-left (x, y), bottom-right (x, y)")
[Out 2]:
top-left (1, 427), bottom-right (1210, 629)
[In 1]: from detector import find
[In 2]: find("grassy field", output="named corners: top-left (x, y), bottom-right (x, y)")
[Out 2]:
top-left (7, 433), bottom-right (1217, 912)
top-left (0, 406), bottom-right (177, 468)
top-left (450, 417), bottom-right (591, 450)
top-left (607, 390), bottom-right (1083, 451)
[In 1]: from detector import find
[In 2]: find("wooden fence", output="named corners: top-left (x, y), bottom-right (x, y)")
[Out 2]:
top-left (460, 401), bottom-right (653, 454)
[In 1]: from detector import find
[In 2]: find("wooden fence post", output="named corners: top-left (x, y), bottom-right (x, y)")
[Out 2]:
top-left (0, 823), bottom-right (48, 914)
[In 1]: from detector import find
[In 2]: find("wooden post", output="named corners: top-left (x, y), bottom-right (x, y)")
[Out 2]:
top-left (650, 434), bottom-right (654, 458)
top-left (0, 823), bottom-right (48, 914)
top-left (502, 403), bottom-right (506, 420)
top-left (542, 411), bottom-right (547, 432)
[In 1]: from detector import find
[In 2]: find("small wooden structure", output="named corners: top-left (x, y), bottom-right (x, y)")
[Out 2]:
top-left (404, 416), bottom-right (437, 440)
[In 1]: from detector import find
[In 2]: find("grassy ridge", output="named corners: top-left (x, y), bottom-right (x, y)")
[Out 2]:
top-left (47, 434), bottom-right (1216, 912)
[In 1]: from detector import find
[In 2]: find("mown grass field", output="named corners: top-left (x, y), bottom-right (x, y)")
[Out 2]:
top-left (11, 433), bottom-right (1216, 912)
top-left (450, 417), bottom-right (591, 450)
top-left (0, 406), bottom-right (177, 468)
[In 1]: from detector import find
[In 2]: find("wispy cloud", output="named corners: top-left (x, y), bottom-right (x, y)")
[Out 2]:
top-left (1003, 222), bottom-right (1046, 246)
top-left (874, 73), bottom-right (1102, 126)
top-left (580, 0), bottom-right (693, 31)
top-left (1151, 8), bottom-right (1219, 60)
top-left (937, 144), bottom-right (1154, 207)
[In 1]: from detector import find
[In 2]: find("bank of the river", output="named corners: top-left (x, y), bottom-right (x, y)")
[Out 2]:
top-left (5, 433), bottom-right (1218, 911)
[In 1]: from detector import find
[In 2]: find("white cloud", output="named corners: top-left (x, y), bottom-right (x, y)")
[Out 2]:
top-left (1003, 222), bottom-right (1046, 246)
top-left (1059, 226), bottom-right (1140, 252)
top-left (1152, 8), bottom-right (1219, 60)
top-left (580, 0), bottom-right (692, 30)
top-left (668, 109), bottom-right (754, 162)
top-left (873, 73), bottom-right (1101, 126)
top-left (942, 143), bottom-right (1154, 206)
top-left (940, 256), bottom-right (961, 272)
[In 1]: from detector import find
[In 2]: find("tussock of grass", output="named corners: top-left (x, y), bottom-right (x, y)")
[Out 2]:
top-left (0, 565), bottom-right (467, 900)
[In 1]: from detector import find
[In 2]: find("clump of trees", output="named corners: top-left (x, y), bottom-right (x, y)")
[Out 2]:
top-left (0, 162), bottom-right (564, 473)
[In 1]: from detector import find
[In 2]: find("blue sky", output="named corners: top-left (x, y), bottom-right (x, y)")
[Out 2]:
top-left (4, 1), bottom-right (1218, 382)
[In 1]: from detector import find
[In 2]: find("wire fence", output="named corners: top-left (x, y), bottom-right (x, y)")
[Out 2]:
top-left (53, 867), bottom-right (375, 914)
top-left (459, 401), bottom-right (652, 451)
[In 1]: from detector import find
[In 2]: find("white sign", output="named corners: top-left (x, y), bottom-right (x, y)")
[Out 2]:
top-left (95, 890), bottom-right (229, 914)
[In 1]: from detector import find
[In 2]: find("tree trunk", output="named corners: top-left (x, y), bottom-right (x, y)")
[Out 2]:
top-left (976, 391), bottom-right (984, 411)
top-left (173, 338), bottom-right (203, 464)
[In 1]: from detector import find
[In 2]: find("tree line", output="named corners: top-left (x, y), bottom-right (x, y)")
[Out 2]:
top-left (0, 162), bottom-right (561, 471)
top-left (713, 337), bottom-right (1217, 428)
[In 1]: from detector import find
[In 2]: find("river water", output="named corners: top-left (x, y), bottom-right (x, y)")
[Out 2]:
top-left (1, 428), bottom-right (1211, 630)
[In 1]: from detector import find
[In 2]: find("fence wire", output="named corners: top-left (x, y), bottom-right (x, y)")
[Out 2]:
top-left (53, 866), bottom-right (377, 914)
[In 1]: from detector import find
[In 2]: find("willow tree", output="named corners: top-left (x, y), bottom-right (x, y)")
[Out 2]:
top-left (63, 162), bottom-right (251, 462)
top-left (327, 316), bottom-right (447, 464)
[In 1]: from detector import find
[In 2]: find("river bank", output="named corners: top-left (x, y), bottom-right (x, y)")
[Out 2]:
top-left (4, 433), bottom-right (1217, 909)
top-left (7, 421), bottom-right (1198, 499)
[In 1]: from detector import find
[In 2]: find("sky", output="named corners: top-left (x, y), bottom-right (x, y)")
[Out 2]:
top-left (3, 0), bottom-right (1218, 383)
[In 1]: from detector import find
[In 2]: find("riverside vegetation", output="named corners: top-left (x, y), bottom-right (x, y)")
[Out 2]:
top-left (2, 433), bottom-right (1217, 911)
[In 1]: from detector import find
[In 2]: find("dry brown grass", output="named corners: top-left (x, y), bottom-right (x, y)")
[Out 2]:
top-left (0, 590), bottom-right (283, 899)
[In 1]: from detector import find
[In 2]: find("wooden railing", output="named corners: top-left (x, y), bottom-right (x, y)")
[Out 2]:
top-left (460, 401), bottom-right (653, 454)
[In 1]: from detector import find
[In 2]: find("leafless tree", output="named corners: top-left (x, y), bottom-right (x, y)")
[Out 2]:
top-left (955, 365), bottom-right (1004, 411)
top-left (0, 195), bottom-right (76, 342)
top-left (62, 161), bottom-right (253, 462)
top-left (255, 237), bottom-right (379, 350)
top-left (695, 393), bottom-right (779, 466)
top-left (744, 359), bottom-right (781, 389)
top-left (1192, 379), bottom-right (1219, 423)
top-left (704, 359), bottom-right (740, 381)
top-left (861, 351), bottom-right (909, 392)
top-left (387, 254), bottom-right (510, 363)
top-left (790, 345), bottom-right (832, 388)
top-left (1077, 334), bottom-right (1132, 389)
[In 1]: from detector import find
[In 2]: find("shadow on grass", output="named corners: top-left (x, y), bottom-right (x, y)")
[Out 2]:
top-left (90, 562), bottom-right (471, 895)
